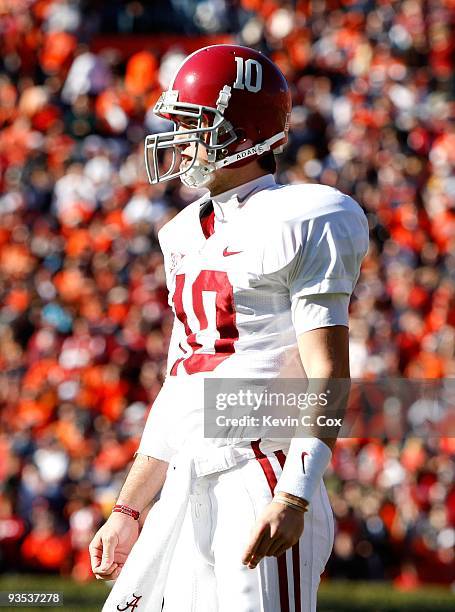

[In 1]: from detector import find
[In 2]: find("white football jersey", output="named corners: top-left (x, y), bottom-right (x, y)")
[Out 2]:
top-left (159, 175), bottom-right (368, 379)
top-left (137, 175), bottom-right (369, 460)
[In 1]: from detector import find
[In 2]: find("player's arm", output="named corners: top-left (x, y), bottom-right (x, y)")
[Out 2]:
top-left (243, 207), bottom-right (367, 568)
top-left (272, 324), bottom-right (349, 509)
top-left (89, 314), bottom-right (181, 581)
top-left (89, 453), bottom-right (168, 581)
top-left (296, 324), bottom-right (349, 450)
top-left (116, 453), bottom-right (169, 516)
top-left (242, 324), bottom-right (349, 568)
top-left (89, 222), bottom-right (182, 579)
top-left (89, 454), bottom-right (168, 580)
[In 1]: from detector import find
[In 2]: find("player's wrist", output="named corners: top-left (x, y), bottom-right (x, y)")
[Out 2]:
top-left (275, 491), bottom-right (309, 506)
top-left (275, 437), bottom-right (332, 504)
top-left (272, 492), bottom-right (308, 514)
top-left (112, 503), bottom-right (140, 521)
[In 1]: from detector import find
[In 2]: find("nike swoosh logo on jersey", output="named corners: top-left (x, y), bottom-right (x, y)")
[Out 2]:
top-left (237, 185), bottom-right (262, 203)
top-left (223, 248), bottom-right (243, 257)
top-left (301, 451), bottom-right (309, 473)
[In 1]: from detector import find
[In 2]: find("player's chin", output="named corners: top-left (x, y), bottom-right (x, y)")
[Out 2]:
top-left (179, 154), bottom-right (194, 171)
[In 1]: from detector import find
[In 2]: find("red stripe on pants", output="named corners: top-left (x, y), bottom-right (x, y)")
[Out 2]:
top-left (251, 441), bottom-right (290, 612)
top-left (274, 450), bottom-right (302, 612)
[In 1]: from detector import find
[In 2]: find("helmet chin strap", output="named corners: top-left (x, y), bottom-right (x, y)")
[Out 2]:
top-left (214, 131), bottom-right (285, 169)
top-left (180, 160), bottom-right (215, 188)
top-left (180, 131), bottom-right (285, 189)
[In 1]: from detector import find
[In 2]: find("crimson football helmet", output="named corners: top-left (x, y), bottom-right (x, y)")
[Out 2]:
top-left (144, 45), bottom-right (291, 188)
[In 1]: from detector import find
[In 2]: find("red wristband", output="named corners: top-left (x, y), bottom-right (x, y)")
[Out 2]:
top-left (112, 504), bottom-right (140, 521)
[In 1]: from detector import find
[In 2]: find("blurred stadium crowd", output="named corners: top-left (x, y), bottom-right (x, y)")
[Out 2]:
top-left (0, 0), bottom-right (454, 588)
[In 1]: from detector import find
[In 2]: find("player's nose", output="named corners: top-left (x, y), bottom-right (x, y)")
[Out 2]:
top-left (174, 129), bottom-right (194, 158)
top-left (174, 125), bottom-right (188, 142)
top-left (179, 140), bottom-right (196, 158)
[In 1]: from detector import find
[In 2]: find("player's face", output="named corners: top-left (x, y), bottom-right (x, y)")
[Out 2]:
top-left (175, 118), bottom-right (234, 194)
top-left (175, 117), bottom-right (208, 168)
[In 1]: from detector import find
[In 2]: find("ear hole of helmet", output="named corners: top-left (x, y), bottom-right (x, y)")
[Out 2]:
top-left (235, 128), bottom-right (248, 144)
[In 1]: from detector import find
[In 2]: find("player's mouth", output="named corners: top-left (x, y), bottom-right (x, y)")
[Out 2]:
top-left (180, 152), bottom-right (193, 171)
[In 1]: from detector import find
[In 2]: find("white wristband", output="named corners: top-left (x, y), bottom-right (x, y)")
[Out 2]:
top-left (275, 438), bottom-right (332, 504)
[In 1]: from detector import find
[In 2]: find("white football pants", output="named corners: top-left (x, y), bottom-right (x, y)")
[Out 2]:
top-left (162, 447), bottom-right (334, 612)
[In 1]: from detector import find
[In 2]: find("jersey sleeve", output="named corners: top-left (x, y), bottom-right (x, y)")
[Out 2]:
top-left (261, 193), bottom-right (369, 301)
top-left (288, 208), bottom-right (368, 300)
top-left (136, 384), bottom-right (176, 462)
top-left (157, 225), bottom-right (187, 373)
top-left (165, 316), bottom-right (186, 375)
top-left (291, 293), bottom-right (350, 335)
top-left (157, 226), bottom-right (173, 302)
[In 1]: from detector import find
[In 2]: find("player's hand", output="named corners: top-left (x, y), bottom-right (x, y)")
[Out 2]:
top-left (89, 512), bottom-right (140, 581)
top-left (242, 501), bottom-right (305, 569)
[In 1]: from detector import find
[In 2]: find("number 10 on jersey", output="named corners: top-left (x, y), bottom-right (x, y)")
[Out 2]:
top-left (170, 271), bottom-right (239, 375)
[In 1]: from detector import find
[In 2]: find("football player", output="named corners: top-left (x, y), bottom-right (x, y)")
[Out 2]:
top-left (90, 45), bottom-right (369, 611)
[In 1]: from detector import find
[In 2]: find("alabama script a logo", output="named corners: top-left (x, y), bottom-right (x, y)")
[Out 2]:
top-left (116, 594), bottom-right (142, 611)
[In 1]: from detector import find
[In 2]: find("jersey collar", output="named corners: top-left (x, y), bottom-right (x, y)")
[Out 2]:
top-left (212, 174), bottom-right (276, 222)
